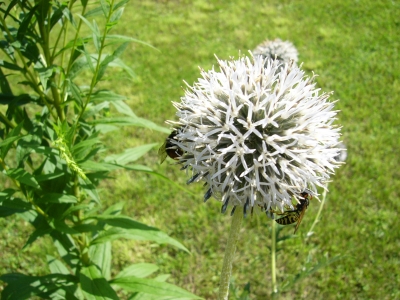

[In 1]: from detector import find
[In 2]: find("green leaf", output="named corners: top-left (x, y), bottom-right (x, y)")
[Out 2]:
top-left (82, 42), bottom-right (95, 73)
top-left (67, 49), bottom-right (91, 78)
top-left (64, 6), bottom-right (77, 26)
top-left (82, 101), bottom-right (110, 119)
top-left (92, 20), bottom-right (101, 51)
top-left (17, 4), bottom-right (39, 41)
top-left (0, 68), bottom-right (12, 94)
top-left (72, 136), bottom-right (102, 159)
top-left (37, 193), bottom-right (78, 203)
top-left (106, 35), bottom-right (159, 51)
top-left (89, 242), bottom-right (112, 280)
top-left (110, 100), bottom-right (135, 117)
top-left (60, 205), bottom-right (90, 221)
top-left (47, 255), bottom-right (71, 275)
top-left (110, 277), bottom-right (202, 299)
top-left (79, 177), bottom-right (101, 204)
top-left (0, 196), bottom-right (32, 217)
top-left (23, 225), bottom-right (52, 249)
top-left (80, 265), bottom-right (119, 300)
top-left (35, 171), bottom-right (65, 182)
top-left (95, 42), bottom-right (129, 84)
top-left (80, 160), bottom-right (122, 171)
top-left (4, 0), bottom-right (19, 18)
top-left (51, 231), bottom-right (80, 270)
top-left (66, 79), bottom-right (83, 106)
top-left (34, 66), bottom-right (54, 91)
top-left (90, 216), bottom-right (189, 253)
top-left (6, 168), bottom-right (41, 189)
top-left (0, 188), bottom-right (16, 199)
top-left (237, 282), bottom-right (251, 300)
top-left (100, 0), bottom-right (110, 17)
top-left (0, 60), bottom-right (23, 71)
top-left (113, 0), bottom-right (130, 11)
top-left (50, 219), bottom-right (79, 235)
top-left (102, 202), bottom-right (124, 215)
top-left (104, 143), bottom-right (157, 165)
top-left (115, 263), bottom-right (159, 279)
top-left (0, 135), bottom-right (25, 148)
top-left (110, 7), bottom-right (124, 24)
top-left (84, 7), bottom-right (103, 18)
top-left (1, 121), bottom-right (24, 159)
top-left (109, 166), bottom-right (197, 197)
top-left (0, 273), bottom-right (76, 300)
top-left (78, 15), bottom-right (100, 39)
top-left (89, 116), bottom-right (170, 133)
top-left (90, 90), bottom-right (126, 102)
top-left (129, 275), bottom-right (176, 300)
top-left (109, 57), bottom-right (136, 80)
top-left (96, 54), bottom-right (115, 83)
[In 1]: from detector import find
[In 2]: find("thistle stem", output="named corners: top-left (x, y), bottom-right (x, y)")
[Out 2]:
top-left (271, 219), bottom-right (278, 295)
top-left (218, 209), bottom-right (243, 300)
top-left (306, 184), bottom-right (329, 238)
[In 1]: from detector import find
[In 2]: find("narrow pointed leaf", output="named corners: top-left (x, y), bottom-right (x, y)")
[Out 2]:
top-left (104, 143), bottom-right (157, 165)
top-left (80, 265), bottom-right (118, 300)
top-left (47, 255), bottom-right (71, 275)
top-left (90, 216), bottom-right (189, 253)
top-left (89, 242), bottom-right (112, 280)
top-left (110, 277), bottom-right (202, 299)
top-left (37, 193), bottom-right (78, 203)
top-left (89, 116), bottom-right (170, 133)
top-left (115, 263), bottom-right (159, 279)
top-left (6, 168), bottom-right (41, 189)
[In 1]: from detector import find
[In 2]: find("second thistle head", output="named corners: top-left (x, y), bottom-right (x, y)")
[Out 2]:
top-left (252, 38), bottom-right (299, 66)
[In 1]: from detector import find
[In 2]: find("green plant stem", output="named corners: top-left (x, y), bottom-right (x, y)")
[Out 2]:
top-left (64, 2), bottom-right (87, 75)
top-left (271, 219), bottom-right (278, 295)
top-left (218, 208), bottom-right (243, 300)
top-left (306, 184), bottom-right (328, 238)
top-left (54, 1), bottom-right (77, 88)
top-left (0, 112), bottom-right (16, 128)
top-left (38, 5), bottom-right (65, 121)
top-left (81, 0), bottom-right (115, 113)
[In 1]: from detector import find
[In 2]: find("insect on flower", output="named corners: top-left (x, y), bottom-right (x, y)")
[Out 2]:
top-left (273, 189), bottom-right (313, 234)
top-left (158, 130), bottom-right (184, 164)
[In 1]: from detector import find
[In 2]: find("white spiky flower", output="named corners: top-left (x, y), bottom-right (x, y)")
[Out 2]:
top-left (252, 38), bottom-right (298, 65)
top-left (169, 55), bottom-right (342, 216)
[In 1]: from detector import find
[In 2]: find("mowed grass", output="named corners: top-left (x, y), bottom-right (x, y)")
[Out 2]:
top-left (1, 0), bottom-right (399, 299)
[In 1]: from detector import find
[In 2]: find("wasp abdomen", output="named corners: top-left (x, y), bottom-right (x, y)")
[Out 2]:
top-left (275, 212), bottom-right (300, 225)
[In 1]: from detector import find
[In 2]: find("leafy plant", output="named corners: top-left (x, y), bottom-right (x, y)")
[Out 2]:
top-left (0, 0), bottom-right (199, 299)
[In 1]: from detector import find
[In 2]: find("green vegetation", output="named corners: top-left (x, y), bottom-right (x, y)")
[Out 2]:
top-left (1, 0), bottom-right (399, 299)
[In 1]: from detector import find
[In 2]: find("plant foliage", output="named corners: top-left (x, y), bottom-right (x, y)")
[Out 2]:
top-left (0, 0), bottom-right (198, 299)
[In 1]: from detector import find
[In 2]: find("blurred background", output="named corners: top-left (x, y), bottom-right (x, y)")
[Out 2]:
top-left (1, 0), bottom-right (399, 298)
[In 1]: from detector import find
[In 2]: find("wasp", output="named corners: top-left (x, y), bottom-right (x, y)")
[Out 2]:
top-left (273, 189), bottom-right (313, 234)
top-left (158, 130), bottom-right (184, 164)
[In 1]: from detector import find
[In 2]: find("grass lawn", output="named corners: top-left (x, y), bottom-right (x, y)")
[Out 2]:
top-left (1, 0), bottom-right (399, 299)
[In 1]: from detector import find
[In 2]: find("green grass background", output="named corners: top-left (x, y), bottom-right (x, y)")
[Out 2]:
top-left (1, 0), bottom-right (399, 299)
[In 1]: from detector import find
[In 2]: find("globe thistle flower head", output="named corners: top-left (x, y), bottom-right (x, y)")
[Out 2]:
top-left (169, 55), bottom-right (342, 215)
top-left (252, 38), bottom-right (298, 66)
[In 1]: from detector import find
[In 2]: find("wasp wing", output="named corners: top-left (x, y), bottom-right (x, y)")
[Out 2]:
top-left (293, 206), bottom-right (307, 234)
top-left (158, 141), bottom-right (168, 164)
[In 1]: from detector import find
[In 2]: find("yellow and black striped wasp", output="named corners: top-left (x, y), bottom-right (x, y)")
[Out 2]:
top-left (158, 130), bottom-right (184, 164)
top-left (272, 189), bottom-right (313, 234)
